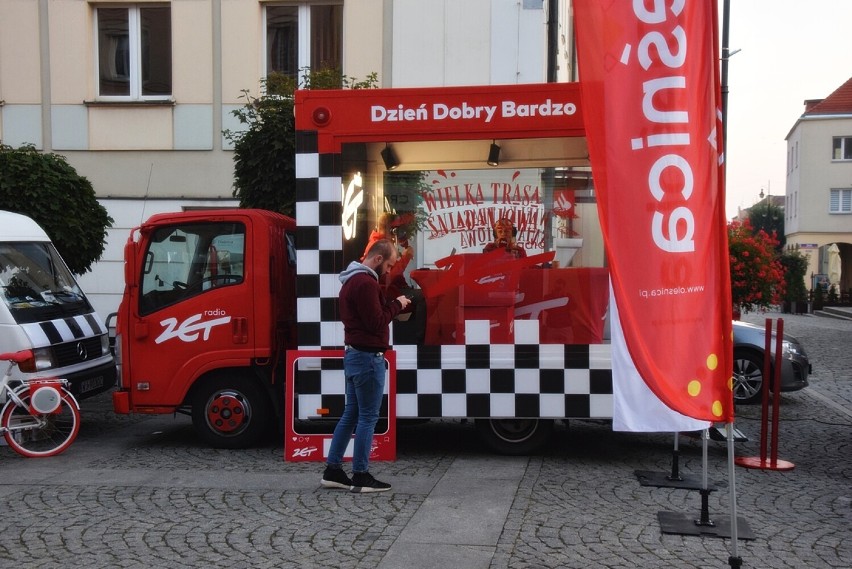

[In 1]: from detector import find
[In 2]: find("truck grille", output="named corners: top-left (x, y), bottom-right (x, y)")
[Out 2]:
top-left (53, 336), bottom-right (105, 367)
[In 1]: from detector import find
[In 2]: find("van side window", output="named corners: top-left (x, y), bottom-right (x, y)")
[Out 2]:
top-left (139, 222), bottom-right (246, 315)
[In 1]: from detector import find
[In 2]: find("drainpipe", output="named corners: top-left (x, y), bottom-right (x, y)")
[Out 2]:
top-left (547, 0), bottom-right (558, 83)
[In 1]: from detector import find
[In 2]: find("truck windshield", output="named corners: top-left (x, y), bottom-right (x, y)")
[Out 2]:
top-left (0, 242), bottom-right (91, 324)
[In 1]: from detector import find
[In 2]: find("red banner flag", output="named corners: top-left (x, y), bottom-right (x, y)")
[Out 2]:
top-left (573, 0), bottom-right (733, 427)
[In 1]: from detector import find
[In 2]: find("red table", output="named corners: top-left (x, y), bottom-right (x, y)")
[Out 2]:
top-left (411, 258), bottom-right (609, 345)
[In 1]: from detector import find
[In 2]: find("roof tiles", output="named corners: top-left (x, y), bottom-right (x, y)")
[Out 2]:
top-left (804, 76), bottom-right (852, 115)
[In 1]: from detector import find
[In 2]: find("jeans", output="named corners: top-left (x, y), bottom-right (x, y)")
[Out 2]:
top-left (326, 348), bottom-right (386, 473)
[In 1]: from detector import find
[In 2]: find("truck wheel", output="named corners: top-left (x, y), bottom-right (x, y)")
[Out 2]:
top-left (475, 418), bottom-right (553, 455)
top-left (191, 374), bottom-right (272, 449)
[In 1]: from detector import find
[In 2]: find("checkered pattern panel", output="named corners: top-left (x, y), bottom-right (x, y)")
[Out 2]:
top-left (295, 131), bottom-right (345, 349)
top-left (294, 130), bottom-right (613, 420)
top-left (390, 343), bottom-right (611, 419)
top-left (292, 356), bottom-right (390, 420)
top-left (290, 345), bottom-right (612, 421)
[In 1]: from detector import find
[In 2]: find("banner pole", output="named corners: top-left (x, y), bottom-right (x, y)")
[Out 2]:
top-left (695, 429), bottom-right (714, 527)
top-left (727, 420), bottom-right (743, 568)
top-left (668, 432), bottom-right (683, 481)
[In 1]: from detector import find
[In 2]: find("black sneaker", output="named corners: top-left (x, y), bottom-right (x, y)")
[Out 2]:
top-left (350, 472), bottom-right (391, 493)
top-left (321, 466), bottom-right (352, 490)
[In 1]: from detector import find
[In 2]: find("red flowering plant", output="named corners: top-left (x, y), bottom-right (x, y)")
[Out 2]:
top-left (728, 219), bottom-right (786, 314)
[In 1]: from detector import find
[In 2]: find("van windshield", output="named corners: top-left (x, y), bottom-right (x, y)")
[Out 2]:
top-left (0, 242), bottom-right (91, 324)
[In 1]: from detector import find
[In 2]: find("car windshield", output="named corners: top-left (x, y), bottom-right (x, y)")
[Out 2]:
top-left (0, 242), bottom-right (91, 324)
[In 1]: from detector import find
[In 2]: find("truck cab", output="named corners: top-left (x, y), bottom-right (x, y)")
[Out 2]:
top-left (112, 209), bottom-right (297, 447)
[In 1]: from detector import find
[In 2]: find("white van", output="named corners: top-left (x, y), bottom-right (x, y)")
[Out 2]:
top-left (0, 211), bottom-right (116, 399)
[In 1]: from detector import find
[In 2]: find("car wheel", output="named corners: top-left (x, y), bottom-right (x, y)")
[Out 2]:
top-left (732, 350), bottom-right (767, 405)
top-left (475, 418), bottom-right (553, 455)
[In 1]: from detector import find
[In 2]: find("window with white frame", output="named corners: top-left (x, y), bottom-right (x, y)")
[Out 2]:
top-left (832, 137), bottom-right (852, 160)
top-left (830, 188), bottom-right (852, 213)
top-left (96, 5), bottom-right (172, 99)
top-left (265, 2), bottom-right (342, 80)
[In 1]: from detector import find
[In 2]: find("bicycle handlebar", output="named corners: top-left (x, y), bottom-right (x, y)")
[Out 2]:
top-left (0, 350), bottom-right (33, 364)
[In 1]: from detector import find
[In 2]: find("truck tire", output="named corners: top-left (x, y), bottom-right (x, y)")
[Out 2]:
top-left (191, 373), bottom-right (273, 449)
top-left (475, 418), bottom-right (553, 455)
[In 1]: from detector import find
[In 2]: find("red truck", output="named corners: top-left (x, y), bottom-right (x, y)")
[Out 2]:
top-left (112, 209), bottom-right (298, 447)
top-left (111, 203), bottom-right (615, 453)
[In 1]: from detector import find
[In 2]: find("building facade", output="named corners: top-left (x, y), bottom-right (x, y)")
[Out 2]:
top-left (785, 76), bottom-right (852, 295)
top-left (0, 0), bottom-right (574, 318)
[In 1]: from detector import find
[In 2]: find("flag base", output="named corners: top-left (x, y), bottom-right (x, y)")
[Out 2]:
top-left (657, 511), bottom-right (755, 539)
top-left (634, 470), bottom-right (719, 490)
top-left (709, 425), bottom-right (748, 442)
top-left (735, 456), bottom-right (795, 471)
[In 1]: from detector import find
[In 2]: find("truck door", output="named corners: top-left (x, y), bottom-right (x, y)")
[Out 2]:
top-left (128, 220), bottom-right (252, 407)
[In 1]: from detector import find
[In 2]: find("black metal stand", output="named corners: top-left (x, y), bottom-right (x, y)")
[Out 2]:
top-left (655, 430), bottom-right (754, 540)
top-left (695, 488), bottom-right (715, 527)
top-left (657, 511), bottom-right (755, 539)
top-left (635, 433), bottom-right (717, 490)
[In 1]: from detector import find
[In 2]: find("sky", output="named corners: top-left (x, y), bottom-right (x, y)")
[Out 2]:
top-left (722, 0), bottom-right (852, 219)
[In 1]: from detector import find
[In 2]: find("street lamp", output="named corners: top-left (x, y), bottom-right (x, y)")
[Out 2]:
top-left (759, 182), bottom-right (771, 231)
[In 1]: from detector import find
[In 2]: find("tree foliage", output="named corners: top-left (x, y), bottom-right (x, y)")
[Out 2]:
top-left (747, 201), bottom-right (784, 248)
top-left (0, 144), bottom-right (113, 275)
top-left (779, 249), bottom-right (809, 302)
top-left (728, 219), bottom-right (785, 313)
top-left (224, 69), bottom-right (378, 216)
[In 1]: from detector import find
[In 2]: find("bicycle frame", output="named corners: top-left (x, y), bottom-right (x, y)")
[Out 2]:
top-left (0, 349), bottom-right (81, 457)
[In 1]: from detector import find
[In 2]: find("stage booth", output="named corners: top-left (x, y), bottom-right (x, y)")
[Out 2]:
top-left (288, 83), bottom-right (613, 459)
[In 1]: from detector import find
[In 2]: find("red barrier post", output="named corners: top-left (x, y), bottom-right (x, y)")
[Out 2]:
top-left (770, 319), bottom-right (785, 467)
top-left (759, 318), bottom-right (772, 462)
top-left (735, 318), bottom-right (795, 471)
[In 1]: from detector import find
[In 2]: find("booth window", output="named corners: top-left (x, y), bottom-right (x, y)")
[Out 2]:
top-left (338, 149), bottom-right (608, 347)
top-left (96, 5), bottom-right (172, 99)
top-left (265, 2), bottom-right (342, 80)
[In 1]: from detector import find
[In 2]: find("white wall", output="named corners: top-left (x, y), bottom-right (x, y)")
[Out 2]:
top-left (390, 0), bottom-right (548, 87)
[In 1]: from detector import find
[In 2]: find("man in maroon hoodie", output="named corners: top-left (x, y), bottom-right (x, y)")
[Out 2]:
top-left (321, 239), bottom-right (411, 493)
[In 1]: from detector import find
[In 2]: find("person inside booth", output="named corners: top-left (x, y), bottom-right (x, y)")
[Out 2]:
top-left (362, 212), bottom-right (425, 343)
top-left (483, 217), bottom-right (526, 259)
top-left (362, 212), bottom-right (413, 291)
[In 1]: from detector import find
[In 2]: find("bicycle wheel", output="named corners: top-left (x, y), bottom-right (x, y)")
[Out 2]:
top-left (1, 388), bottom-right (80, 457)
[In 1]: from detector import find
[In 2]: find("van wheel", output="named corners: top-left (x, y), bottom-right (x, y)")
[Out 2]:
top-left (475, 419), bottom-right (553, 455)
top-left (191, 374), bottom-right (272, 449)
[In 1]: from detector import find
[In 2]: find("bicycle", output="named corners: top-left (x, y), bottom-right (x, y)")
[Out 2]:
top-left (0, 349), bottom-right (80, 457)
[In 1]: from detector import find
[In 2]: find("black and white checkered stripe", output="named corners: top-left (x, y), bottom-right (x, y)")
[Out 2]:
top-left (19, 313), bottom-right (107, 348)
top-left (291, 343), bottom-right (612, 420)
top-left (294, 130), bottom-right (613, 420)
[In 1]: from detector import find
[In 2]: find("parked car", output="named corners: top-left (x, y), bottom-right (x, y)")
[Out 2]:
top-left (732, 321), bottom-right (811, 404)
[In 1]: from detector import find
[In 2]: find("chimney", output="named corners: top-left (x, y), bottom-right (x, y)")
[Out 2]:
top-left (804, 99), bottom-right (824, 113)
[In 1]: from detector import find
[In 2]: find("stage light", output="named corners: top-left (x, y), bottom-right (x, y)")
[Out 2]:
top-left (381, 144), bottom-right (399, 170)
top-left (487, 141), bottom-right (501, 167)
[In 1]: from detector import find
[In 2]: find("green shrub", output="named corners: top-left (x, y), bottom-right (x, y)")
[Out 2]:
top-left (0, 144), bottom-right (113, 275)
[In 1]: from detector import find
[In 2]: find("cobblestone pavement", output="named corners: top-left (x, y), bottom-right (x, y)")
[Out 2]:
top-left (0, 310), bottom-right (849, 568)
